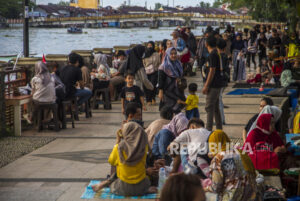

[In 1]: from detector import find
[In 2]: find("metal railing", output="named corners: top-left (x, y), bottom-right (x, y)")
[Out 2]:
top-left (30, 12), bottom-right (252, 23)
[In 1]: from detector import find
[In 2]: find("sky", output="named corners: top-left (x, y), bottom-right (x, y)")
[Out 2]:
top-left (36, 0), bottom-right (215, 9)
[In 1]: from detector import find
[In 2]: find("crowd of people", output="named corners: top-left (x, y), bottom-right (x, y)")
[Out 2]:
top-left (26, 23), bottom-right (300, 200)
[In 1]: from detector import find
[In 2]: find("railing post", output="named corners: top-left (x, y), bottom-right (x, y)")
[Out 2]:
top-left (0, 68), bottom-right (6, 137)
top-left (23, 0), bottom-right (29, 57)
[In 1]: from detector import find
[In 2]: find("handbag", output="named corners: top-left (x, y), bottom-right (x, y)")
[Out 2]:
top-left (145, 64), bottom-right (155, 75)
top-left (248, 141), bottom-right (280, 171)
top-left (144, 56), bottom-right (156, 75)
top-left (218, 53), bottom-right (230, 81)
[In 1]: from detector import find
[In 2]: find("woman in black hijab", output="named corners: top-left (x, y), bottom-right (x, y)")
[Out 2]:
top-left (125, 45), bottom-right (154, 90)
top-left (143, 41), bottom-right (161, 105)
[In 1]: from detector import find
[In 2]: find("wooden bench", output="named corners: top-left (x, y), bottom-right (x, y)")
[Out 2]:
top-left (5, 95), bottom-right (32, 136)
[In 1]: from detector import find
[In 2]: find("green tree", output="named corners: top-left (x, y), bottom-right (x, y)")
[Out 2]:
top-left (0, 0), bottom-right (23, 19)
top-left (206, 2), bottom-right (210, 8)
top-left (212, 0), bottom-right (222, 8)
top-left (0, 0), bottom-right (35, 19)
top-left (58, 1), bottom-right (70, 6)
top-left (155, 3), bottom-right (162, 10)
top-left (200, 1), bottom-right (205, 8)
top-left (223, 0), bottom-right (299, 31)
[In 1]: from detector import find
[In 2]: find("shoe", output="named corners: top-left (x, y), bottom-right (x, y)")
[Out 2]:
top-left (23, 114), bottom-right (33, 124)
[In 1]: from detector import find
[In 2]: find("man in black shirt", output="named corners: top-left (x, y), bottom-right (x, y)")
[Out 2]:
top-left (257, 32), bottom-right (268, 66)
top-left (268, 30), bottom-right (281, 54)
top-left (59, 53), bottom-right (92, 105)
top-left (202, 35), bottom-right (226, 131)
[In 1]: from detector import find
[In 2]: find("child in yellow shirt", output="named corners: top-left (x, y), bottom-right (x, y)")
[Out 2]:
top-left (178, 83), bottom-right (199, 120)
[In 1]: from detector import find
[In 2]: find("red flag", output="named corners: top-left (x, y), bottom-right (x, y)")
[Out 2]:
top-left (42, 54), bottom-right (46, 63)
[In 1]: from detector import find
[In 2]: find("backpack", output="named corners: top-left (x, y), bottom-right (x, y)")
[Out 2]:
top-left (218, 53), bottom-right (230, 82)
top-left (293, 111), bottom-right (300, 134)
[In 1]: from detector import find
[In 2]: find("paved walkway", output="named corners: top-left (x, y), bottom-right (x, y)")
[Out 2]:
top-left (0, 73), bottom-right (285, 201)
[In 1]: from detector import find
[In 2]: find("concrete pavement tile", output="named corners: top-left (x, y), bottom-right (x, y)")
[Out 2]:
top-left (0, 187), bottom-right (64, 201)
top-left (14, 182), bottom-right (43, 188)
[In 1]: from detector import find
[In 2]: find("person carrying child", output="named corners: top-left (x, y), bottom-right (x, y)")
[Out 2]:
top-left (178, 83), bottom-right (199, 120)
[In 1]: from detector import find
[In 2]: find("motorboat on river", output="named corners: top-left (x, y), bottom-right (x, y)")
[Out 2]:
top-left (67, 27), bottom-right (83, 34)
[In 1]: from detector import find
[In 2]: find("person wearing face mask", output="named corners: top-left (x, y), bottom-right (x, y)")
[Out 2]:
top-left (125, 45), bottom-right (154, 91)
top-left (143, 41), bottom-right (161, 106)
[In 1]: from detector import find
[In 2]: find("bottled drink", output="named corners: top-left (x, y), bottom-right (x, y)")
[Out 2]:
top-left (192, 60), bottom-right (198, 73)
top-left (158, 167), bottom-right (166, 191)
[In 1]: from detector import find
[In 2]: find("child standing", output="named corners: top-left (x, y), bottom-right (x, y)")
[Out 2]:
top-left (121, 73), bottom-right (146, 117)
top-left (178, 83), bottom-right (199, 120)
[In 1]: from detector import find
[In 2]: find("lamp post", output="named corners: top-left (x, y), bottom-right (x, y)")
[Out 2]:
top-left (23, 0), bottom-right (29, 57)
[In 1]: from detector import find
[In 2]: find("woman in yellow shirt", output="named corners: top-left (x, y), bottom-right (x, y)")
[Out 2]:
top-left (93, 121), bottom-right (151, 196)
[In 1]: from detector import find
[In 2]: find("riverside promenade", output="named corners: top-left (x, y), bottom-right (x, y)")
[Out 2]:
top-left (0, 73), bottom-right (284, 201)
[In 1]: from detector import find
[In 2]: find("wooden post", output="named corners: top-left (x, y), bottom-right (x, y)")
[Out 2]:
top-left (0, 69), bottom-right (6, 136)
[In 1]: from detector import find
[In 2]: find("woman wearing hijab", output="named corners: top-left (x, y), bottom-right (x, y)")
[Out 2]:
top-left (245, 113), bottom-right (298, 171)
top-left (143, 41), bottom-right (161, 105)
top-left (205, 130), bottom-right (258, 201)
top-left (92, 53), bottom-right (110, 93)
top-left (158, 47), bottom-right (185, 111)
top-left (152, 112), bottom-right (188, 161)
top-left (125, 45), bottom-right (154, 91)
top-left (93, 122), bottom-right (152, 196)
top-left (246, 105), bottom-right (282, 137)
top-left (172, 29), bottom-right (191, 75)
top-left (29, 61), bottom-right (56, 123)
top-left (231, 33), bottom-right (247, 82)
top-left (159, 39), bottom-right (168, 62)
top-left (31, 61), bottom-right (56, 103)
top-left (244, 113), bottom-right (285, 154)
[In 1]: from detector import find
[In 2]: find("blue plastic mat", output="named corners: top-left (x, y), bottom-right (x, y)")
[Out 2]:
top-left (226, 88), bottom-right (274, 95)
top-left (81, 180), bottom-right (158, 199)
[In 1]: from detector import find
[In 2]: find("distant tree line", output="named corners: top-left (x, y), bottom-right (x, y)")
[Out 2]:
top-left (0, 0), bottom-right (69, 19)
top-left (223, 0), bottom-right (299, 31)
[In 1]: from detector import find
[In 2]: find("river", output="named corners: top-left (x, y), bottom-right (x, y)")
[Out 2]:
top-left (0, 26), bottom-right (209, 56)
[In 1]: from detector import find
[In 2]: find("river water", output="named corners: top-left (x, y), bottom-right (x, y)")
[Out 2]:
top-left (0, 26), bottom-right (208, 56)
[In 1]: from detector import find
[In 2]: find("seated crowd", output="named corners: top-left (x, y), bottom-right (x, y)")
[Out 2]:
top-left (25, 24), bottom-right (300, 200)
